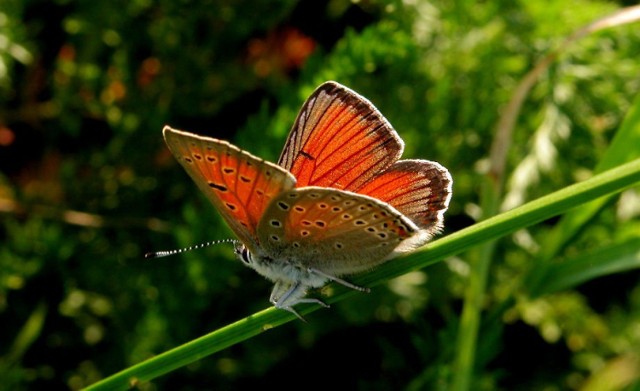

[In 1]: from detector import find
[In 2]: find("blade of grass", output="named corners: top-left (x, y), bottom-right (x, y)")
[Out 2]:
top-left (488, 5), bottom-right (640, 189)
top-left (1, 302), bottom-right (47, 368)
top-left (531, 238), bottom-right (640, 297)
top-left (86, 307), bottom-right (294, 391)
top-left (478, 90), bottom-right (640, 386)
top-left (527, 90), bottom-right (640, 296)
top-left (86, 158), bottom-right (640, 391)
top-left (452, 7), bottom-right (640, 390)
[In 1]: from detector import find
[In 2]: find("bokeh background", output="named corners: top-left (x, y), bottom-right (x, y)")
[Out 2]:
top-left (2, 1), bottom-right (640, 390)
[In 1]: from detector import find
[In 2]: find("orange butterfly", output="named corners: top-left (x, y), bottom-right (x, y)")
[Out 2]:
top-left (163, 81), bottom-right (452, 319)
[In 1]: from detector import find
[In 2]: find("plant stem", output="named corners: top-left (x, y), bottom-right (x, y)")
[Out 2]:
top-left (87, 159), bottom-right (640, 391)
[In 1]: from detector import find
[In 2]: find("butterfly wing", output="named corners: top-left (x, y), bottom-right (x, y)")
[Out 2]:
top-left (356, 159), bottom-right (453, 231)
top-left (163, 126), bottom-right (296, 253)
top-left (278, 81), bottom-right (404, 191)
top-left (257, 187), bottom-right (424, 276)
top-left (280, 81), bottom-right (452, 238)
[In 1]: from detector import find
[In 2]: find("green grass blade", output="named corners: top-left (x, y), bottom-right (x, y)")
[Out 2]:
top-left (531, 238), bottom-right (640, 296)
top-left (85, 308), bottom-right (292, 390)
top-left (548, 92), bottom-right (640, 240)
top-left (449, 8), bottom-right (640, 387)
top-left (86, 158), bottom-right (640, 390)
top-left (2, 302), bottom-right (47, 367)
top-left (531, 92), bottom-right (640, 281)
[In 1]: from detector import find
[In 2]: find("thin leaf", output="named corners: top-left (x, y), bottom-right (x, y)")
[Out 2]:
top-left (86, 158), bottom-right (640, 390)
top-left (453, 6), bottom-right (640, 390)
top-left (534, 238), bottom-right (640, 296)
top-left (527, 90), bottom-right (640, 297)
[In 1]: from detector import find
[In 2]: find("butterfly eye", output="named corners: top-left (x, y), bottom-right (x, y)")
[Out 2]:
top-left (238, 247), bottom-right (253, 265)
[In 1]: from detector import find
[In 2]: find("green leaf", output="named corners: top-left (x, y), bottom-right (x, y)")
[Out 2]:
top-left (86, 158), bottom-right (640, 390)
top-left (534, 238), bottom-right (640, 296)
top-left (528, 91), bottom-right (640, 297)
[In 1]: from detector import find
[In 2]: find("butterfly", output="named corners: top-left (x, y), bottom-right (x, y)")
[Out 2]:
top-left (163, 81), bottom-right (452, 319)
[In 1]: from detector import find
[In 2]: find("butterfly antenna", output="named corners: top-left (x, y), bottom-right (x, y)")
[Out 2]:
top-left (144, 239), bottom-right (239, 259)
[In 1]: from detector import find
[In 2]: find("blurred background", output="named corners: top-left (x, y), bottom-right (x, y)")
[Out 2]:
top-left (1, 0), bottom-right (640, 390)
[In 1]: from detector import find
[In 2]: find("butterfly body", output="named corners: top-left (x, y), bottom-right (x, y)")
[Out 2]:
top-left (234, 243), bottom-right (330, 311)
top-left (163, 81), bottom-right (452, 318)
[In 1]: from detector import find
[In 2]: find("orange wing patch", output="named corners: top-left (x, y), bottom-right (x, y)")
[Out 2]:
top-left (163, 126), bottom-right (296, 251)
top-left (355, 160), bottom-right (452, 230)
top-left (278, 82), bottom-right (403, 191)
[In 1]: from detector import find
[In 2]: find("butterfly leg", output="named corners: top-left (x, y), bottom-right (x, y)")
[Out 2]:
top-left (307, 268), bottom-right (371, 293)
top-left (270, 281), bottom-right (329, 321)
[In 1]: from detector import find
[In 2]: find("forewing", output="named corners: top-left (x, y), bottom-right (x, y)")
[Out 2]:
top-left (356, 160), bottom-right (452, 231)
top-left (163, 126), bottom-right (296, 252)
top-left (278, 81), bottom-right (403, 191)
top-left (257, 187), bottom-right (420, 276)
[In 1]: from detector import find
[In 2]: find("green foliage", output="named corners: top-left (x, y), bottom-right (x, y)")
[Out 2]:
top-left (1, 1), bottom-right (640, 390)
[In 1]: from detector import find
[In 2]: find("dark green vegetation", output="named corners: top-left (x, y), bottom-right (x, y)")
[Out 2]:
top-left (2, 1), bottom-right (639, 390)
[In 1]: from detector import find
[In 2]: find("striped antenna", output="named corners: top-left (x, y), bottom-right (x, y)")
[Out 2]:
top-left (144, 239), bottom-right (238, 259)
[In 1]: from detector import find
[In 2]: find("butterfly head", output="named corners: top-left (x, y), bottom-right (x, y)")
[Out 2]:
top-left (233, 242), bottom-right (255, 267)
top-left (233, 242), bottom-right (277, 272)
